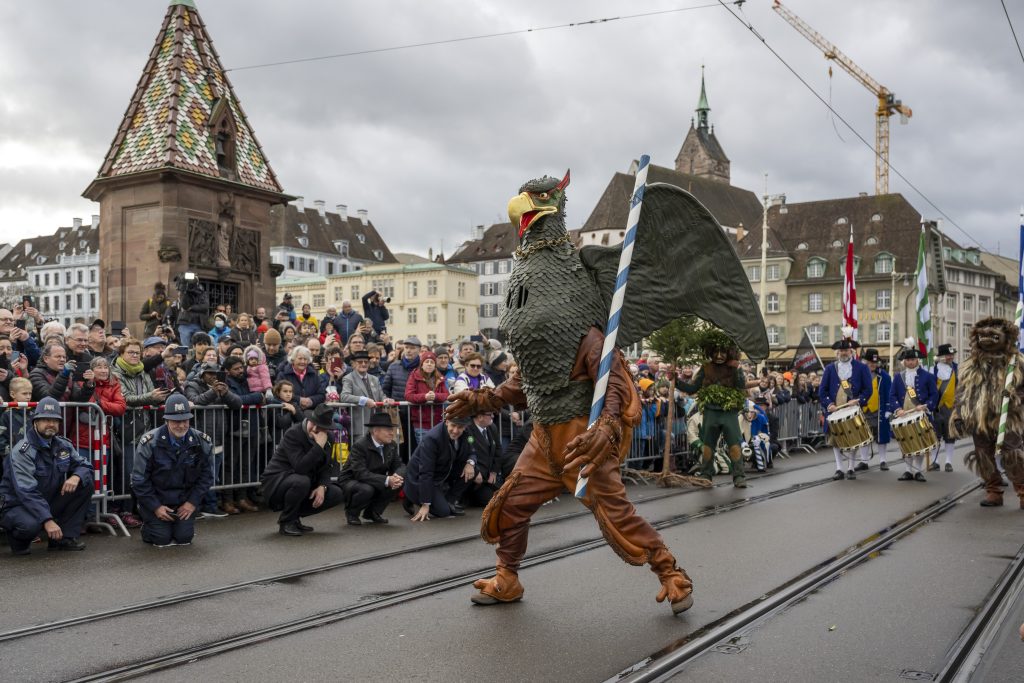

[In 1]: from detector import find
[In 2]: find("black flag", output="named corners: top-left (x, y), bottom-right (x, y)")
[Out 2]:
top-left (792, 328), bottom-right (823, 374)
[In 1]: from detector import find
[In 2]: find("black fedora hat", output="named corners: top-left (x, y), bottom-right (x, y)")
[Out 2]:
top-left (306, 404), bottom-right (336, 430)
top-left (937, 343), bottom-right (956, 357)
top-left (862, 348), bottom-right (882, 363)
top-left (365, 411), bottom-right (395, 429)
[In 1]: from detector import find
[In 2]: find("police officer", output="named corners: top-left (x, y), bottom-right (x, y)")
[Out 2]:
top-left (0, 397), bottom-right (93, 555)
top-left (131, 393), bottom-right (214, 547)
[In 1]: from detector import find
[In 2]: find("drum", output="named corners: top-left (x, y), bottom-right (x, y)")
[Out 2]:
top-left (890, 411), bottom-right (938, 458)
top-left (827, 405), bottom-right (872, 451)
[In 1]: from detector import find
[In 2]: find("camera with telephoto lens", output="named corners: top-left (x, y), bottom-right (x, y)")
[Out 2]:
top-left (174, 272), bottom-right (200, 292)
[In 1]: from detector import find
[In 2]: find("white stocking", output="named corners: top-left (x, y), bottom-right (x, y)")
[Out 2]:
top-left (877, 442), bottom-right (888, 463)
top-left (943, 442), bottom-right (954, 465)
top-left (833, 447), bottom-right (844, 471)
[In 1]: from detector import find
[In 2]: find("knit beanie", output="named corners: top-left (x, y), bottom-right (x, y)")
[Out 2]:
top-left (263, 328), bottom-right (282, 346)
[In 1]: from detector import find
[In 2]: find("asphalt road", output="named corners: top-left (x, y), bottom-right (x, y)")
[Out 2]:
top-left (2, 442), bottom-right (1020, 683)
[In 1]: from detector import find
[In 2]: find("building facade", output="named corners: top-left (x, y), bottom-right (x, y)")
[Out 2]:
top-left (445, 223), bottom-right (515, 338)
top-left (277, 261), bottom-right (479, 347)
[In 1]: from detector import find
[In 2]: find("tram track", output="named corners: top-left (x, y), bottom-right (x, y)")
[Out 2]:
top-left (0, 454), bottom-right (835, 646)
top-left (61, 456), bottom-right (851, 682)
top-left (605, 480), bottom-right (985, 682)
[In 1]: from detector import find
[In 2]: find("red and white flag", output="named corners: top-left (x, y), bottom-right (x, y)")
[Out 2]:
top-left (842, 227), bottom-right (858, 340)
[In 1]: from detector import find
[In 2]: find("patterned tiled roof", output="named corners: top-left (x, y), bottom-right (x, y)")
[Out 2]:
top-left (94, 1), bottom-right (282, 194)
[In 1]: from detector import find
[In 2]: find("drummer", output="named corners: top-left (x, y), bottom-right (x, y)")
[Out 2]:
top-left (857, 348), bottom-right (893, 472)
top-left (819, 329), bottom-right (873, 481)
top-left (890, 342), bottom-right (939, 482)
top-left (928, 343), bottom-right (958, 473)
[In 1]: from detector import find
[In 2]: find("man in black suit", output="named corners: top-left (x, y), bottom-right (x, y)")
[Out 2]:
top-left (260, 404), bottom-right (345, 536)
top-left (403, 415), bottom-right (475, 520)
top-left (463, 411), bottom-right (504, 507)
top-left (337, 412), bottom-right (405, 526)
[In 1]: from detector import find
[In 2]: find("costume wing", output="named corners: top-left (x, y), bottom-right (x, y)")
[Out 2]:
top-left (579, 182), bottom-right (769, 360)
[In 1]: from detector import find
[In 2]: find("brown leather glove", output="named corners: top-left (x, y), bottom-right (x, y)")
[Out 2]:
top-left (445, 388), bottom-right (506, 420)
top-left (563, 416), bottom-right (622, 476)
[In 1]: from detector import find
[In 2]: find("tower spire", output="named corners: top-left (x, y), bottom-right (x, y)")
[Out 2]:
top-left (696, 64), bottom-right (710, 129)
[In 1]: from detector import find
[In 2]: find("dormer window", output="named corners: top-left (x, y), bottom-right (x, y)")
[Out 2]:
top-left (59, 241), bottom-right (66, 250)
top-left (874, 253), bottom-right (894, 274)
top-left (807, 257), bottom-right (826, 278)
top-left (209, 97), bottom-right (237, 179)
top-left (836, 217), bottom-right (848, 225)
top-left (865, 236), bottom-right (879, 245)
top-left (357, 234), bottom-right (366, 244)
top-left (79, 239), bottom-right (87, 249)
top-left (297, 237), bottom-right (308, 248)
top-left (796, 242), bottom-right (809, 251)
top-left (298, 223), bottom-right (308, 234)
top-left (870, 213), bottom-right (882, 222)
top-left (373, 249), bottom-right (383, 260)
top-left (831, 239), bottom-right (843, 248)
top-left (334, 240), bottom-right (349, 257)
top-left (36, 256), bottom-right (45, 265)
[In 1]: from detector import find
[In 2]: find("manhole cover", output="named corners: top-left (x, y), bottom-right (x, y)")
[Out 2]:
top-left (898, 670), bottom-right (937, 681)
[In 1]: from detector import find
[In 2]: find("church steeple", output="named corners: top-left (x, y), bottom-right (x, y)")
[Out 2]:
top-left (696, 65), bottom-right (710, 129)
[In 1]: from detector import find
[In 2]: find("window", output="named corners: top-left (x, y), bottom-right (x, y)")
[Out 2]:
top-left (341, 264), bottom-right (349, 273)
top-left (807, 259), bottom-right (825, 278)
top-left (831, 239), bottom-right (843, 248)
top-left (313, 294), bottom-right (325, 308)
top-left (766, 293), bottom-right (779, 313)
top-left (458, 308), bottom-right (466, 325)
top-left (841, 256), bottom-right (860, 274)
top-left (370, 279), bottom-right (394, 299)
top-left (946, 293), bottom-right (957, 311)
top-left (336, 240), bottom-right (349, 256)
top-left (766, 326), bottom-right (780, 345)
top-left (90, 269), bottom-right (96, 283)
top-left (298, 237), bottom-right (308, 248)
top-left (809, 292), bottom-right (823, 313)
top-left (964, 272), bottom-right (977, 286)
top-left (877, 322), bottom-right (891, 343)
top-left (308, 260), bottom-right (317, 274)
top-left (408, 281), bottom-right (418, 298)
top-left (874, 254), bottom-right (894, 274)
top-left (44, 273), bottom-right (50, 287)
top-left (483, 262), bottom-right (495, 275)
top-left (89, 293), bottom-right (96, 309)
top-left (52, 296), bottom-right (59, 312)
top-left (373, 250), bottom-right (383, 260)
top-left (288, 257), bottom-right (296, 270)
top-left (963, 294), bottom-right (973, 312)
top-left (427, 335), bottom-right (437, 346)
top-left (334, 287), bottom-right (344, 302)
top-left (865, 236), bottom-right (879, 245)
top-left (76, 294), bottom-right (83, 309)
top-left (481, 282), bottom-right (498, 296)
top-left (747, 265), bottom-right (761, 282)
top-left (766, 264), bottom-right (780, 281)
top-left (497, 260), bottom-right (510, 274)
top-left (34, 274), bottom-right (39, 287)
top-left (871, 213), bottom-right (882, 222)
top-left (77, 270), bottom-right (83, 284)
top-left (427, 306), bottom-right (438, 323)
top-left (427, 279), bottom-right (438, 296)
top-left (327, 262), bottom-right (335, 275)
top-left (979, 297), bottom-right (990, 314)
top-left (796, 242), bottom-right (808, 251)
top-left (963, 323), bottom-right (971, 340)
top-left (875, 289), bottom-right (891, 310)
top-left (408, 307), bottom-right (417, 324)
top-left (947, 322), bottom-right (956, 338)
top-left (65, 271), bottom-right (71, 285)
top-left (298, 223), bottom-right (308, 234)
top-left (457, 282), bottom-right (466, 298)
top-left (480, 303), bottom-right (499, 318)
top-left (65, 295), bottom-right (72, 310)
top-left (808, 324), bottom-right (823, 345)
top-left (351, 286), bottom-right (360, 300)
top-left (357, 234), bottom-right (366, 244)
top-left (836, 217), bottom-right (848, 225)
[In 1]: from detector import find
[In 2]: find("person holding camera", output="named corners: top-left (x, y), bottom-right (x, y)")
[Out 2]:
top-left (29, 341), bottom-right (95, 403)
top-left (139, 282), bottom-right (171, 338)
top-left (173, 273), bottom-right (209, 348)
top-left (131, 393), bottom-right (215, 547)
top-left (361, 290), bottom-right (390, 335)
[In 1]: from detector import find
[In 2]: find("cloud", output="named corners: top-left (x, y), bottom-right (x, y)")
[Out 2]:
top-left (0, 0), bottom-right (1019, 259)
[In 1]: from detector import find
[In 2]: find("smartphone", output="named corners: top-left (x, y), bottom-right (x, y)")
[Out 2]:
top-left (330, 356), bottom-right (344, 374)
top-left (214, 370), bottom-right (228, 383)
top-left (111, 320), bottom-right (127, 336)
top-left (22, 295), bottom-right (33, 309)
top-left (14, 319), bottom-right (26, 330)
top-left (470, 335), bottom-right (484, 343)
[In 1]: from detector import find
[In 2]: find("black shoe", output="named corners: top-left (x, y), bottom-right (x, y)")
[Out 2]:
top-left (10, 543), bottom-right (31, 556)
top-left (879, 462), bottom-right (890, 471)
top-left (449, 503), bottom-right (466, 517)
top-left (898, 471), bottom-right (914, 481)
top-left (296, 521), bottom-right (314, 533)
top-left (346, 513), bottom-right (363, 526)
top-left (928, 462), bottom-right (940, 471)
top-left (945, 463), bottom-right (953, 473)
top-left (832, 470), bottom-right (845, 481)
top-left (363, 512), bottom-right (389, 524)
top-left (48, 538), bottom-right (86, 551)
top-left (846, 469), bottom-right (856, 480)
top-left (278, 522), bottom-right (304, 536)
top-left (401, 497), bottom-right (417, 516)
top-left (914, 472), bottom-right (927, 482)
top-left (855, 462), bottom-right (870, 472)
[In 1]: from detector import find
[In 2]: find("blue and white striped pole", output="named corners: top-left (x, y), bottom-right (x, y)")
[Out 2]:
top-left (575, 154), bottom-right (650, 499)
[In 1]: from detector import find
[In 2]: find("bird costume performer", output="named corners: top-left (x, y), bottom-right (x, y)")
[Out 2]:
top-left (818, 330), bottom-right (872, 480)
top-left (677, 331), bottom-right (750, 487)
top-left (930, 343), bottom-right (959, 472)
top-left (859, 348), bottom-right (893, 471)
top-left (446, 170), bottom-right (767, 613)
top-left (890, 339), bottom-right (938, 482)
top-left (952, 318), bottom-right (1024, 507)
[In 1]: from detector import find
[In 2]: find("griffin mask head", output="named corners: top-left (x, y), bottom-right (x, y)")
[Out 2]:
top-left (507, 170), bottom-right (570, 239)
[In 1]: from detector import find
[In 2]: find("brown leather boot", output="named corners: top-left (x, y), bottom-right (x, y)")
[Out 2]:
top-left (221, 500), bottom-right (241, 515)
top-left (649, 546), bottom-right (694, 614)
top-left (1014, 483), bottom-right (1024, 510)
top-left (981, 474), bottom-right (1004, 507)
top-left (471, 566), bottom-right (524, 605)
top-left (236, 499), bottom-right (259, 513)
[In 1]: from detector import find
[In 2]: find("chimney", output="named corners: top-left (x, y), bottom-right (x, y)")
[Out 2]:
top-left (475, 224), bottom-right (485, 240)
top-left (295, 196), bottom-right (304, 213)
top-left (314, 200), bottom-right (326, 218)
top-left (73, 217), bottom-right (82, 229)
top-left (357, 209), bottom-right (369, 226)
top-left (24, 242), bottom-right (33, 256)
top-left (336, 204), bottom-right (348, 221)
top-left (859, 191), bottom-right (868, 197)
top-left (735, 224), bottom-right (745, 242)
top-left (91, 215), bottom-right (99, 229)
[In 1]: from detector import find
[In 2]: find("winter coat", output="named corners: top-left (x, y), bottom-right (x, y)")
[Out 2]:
top-left (337, 433), bottom-right (404, 491)
top-left (332, 311), bottom-right (364, 345)
top-left (404, 370), bottom-right (450, 431)
top-left (131, 424), bottom-right (214, 510)
top-left (112, 363), bottom-right (160, 444)
top-left (75, 378), bottom-right (126, 449)
top-left (403, 421), bottom-right (471, 505)
top-left (230, 326), bottom-right (259, 346)
top-left (361, 291), bottom-right (390, 334)
top-left (260, 420), bottom-right (335, 506)
top-left (277, 363), bottom-right (326, 406)
top-left (243, 346), bottom-right (273, 393)
top-left (382, 356), bottom-right (419, 401)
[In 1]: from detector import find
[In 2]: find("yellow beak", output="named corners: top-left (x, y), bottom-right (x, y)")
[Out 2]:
top-left (508, 192), bottom-right (557, 238)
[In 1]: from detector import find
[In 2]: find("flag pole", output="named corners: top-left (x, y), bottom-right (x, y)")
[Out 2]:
top-left (575, 154), bottom-right (649, 499)
top-left (998, 214), bottom-right (1024, 453)
top-left (804, 326), bottom-right (825, 371)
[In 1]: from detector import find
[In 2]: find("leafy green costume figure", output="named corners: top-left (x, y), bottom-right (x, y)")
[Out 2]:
top-left (677, 330), bottom-right (749, 487)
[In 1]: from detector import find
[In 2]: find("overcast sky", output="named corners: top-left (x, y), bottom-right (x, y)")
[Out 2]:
top-left (1, 0), bottom-right (1020, 258)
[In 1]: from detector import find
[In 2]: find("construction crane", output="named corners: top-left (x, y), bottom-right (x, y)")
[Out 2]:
top-left (772, 0), bottom-right (912, 195)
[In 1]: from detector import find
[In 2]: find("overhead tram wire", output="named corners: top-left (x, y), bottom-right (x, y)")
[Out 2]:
top-left (717, 0), bottom-right (985, 251)
top-left (225, 2), bottom-right (733, 73)
top-left (1000, 0), bottom-right (1024, 67)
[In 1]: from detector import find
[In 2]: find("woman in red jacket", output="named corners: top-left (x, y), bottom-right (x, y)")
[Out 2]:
top-left (75, 356), bottom-right (127, 461)
top-left (405, 350), bottom-right (449, 440)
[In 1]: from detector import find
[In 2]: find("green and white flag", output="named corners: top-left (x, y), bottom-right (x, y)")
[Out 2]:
top-left (914, 224), bottom-right (933, 366)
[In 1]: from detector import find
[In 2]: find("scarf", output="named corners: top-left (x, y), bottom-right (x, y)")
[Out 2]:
top-left (401, 355), bottom-right (420, 371)
top-left (116, 355), bottom-right (145, 376)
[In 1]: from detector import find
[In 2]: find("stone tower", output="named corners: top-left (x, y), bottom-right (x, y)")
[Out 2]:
top-left (673, 68), bottom-right (731, 184)
top-left (83, 0), bottom-right (290, 334)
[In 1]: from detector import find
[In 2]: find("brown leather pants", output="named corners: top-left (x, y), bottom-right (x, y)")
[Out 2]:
top-left (480, 416), bottom-right (691, 597)
top-left (977, 432), bottom-right (1024, 498)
